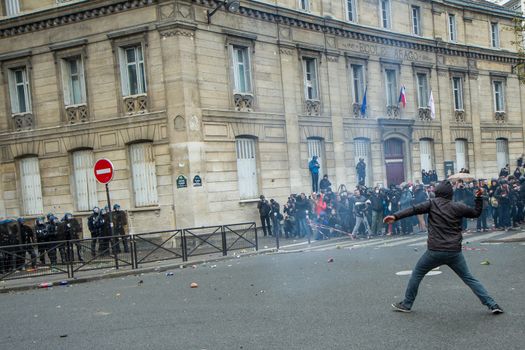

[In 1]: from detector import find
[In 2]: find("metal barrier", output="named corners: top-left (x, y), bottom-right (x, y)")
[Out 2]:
top-left (0, 240), bottom-right (70, 281)
top-left (223, 222), bottom-right (258, 252)
top-left (0, 222), bottom-right (257, 282)
top-left (69, 235), bottom-right (133, 277)
top-left (133, 230), bottom-right (183, 268)
top-left (183, 225), bottom-right (225, 259)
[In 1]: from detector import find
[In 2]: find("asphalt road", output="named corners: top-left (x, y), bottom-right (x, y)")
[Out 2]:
top-left (0, 233), bottom-right (523, 350)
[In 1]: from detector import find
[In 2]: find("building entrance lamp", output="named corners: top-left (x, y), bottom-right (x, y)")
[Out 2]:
top-left (207, 0), bottom-right (241, 24)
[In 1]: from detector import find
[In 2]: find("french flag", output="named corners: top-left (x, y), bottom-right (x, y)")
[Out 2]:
top-left (398, 85), bottom-right (407, 108)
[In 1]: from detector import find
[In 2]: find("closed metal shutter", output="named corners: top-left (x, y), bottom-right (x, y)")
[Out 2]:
top-left (236, 138), bottom-right (258, 199)
top-left (496, 139), bottom-right (509, 171)
top-left (73, 150), bottom-right (98, 211)
top-left (354, 138), bottom-right (371, 186)
top-left (19, 157), bottom-right (44, 215)
top-left (420, 139), bottom-right (433, 172)
top-left (130, 143), bottom-right (158, 207)
top-left (308, 138), bottom-right (325, 177)
top-left (455, 139), bottom-right (468, 171)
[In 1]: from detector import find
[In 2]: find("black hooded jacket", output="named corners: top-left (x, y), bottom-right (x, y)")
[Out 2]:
top-left (392, 181), bottom-right (482, 252)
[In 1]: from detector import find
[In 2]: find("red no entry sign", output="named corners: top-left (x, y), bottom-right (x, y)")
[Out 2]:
top-left (94, 158), bottom-right (114, 184)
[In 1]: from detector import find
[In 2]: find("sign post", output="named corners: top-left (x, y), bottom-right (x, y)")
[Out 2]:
top-left (94, 158), bottom-right (118, 268)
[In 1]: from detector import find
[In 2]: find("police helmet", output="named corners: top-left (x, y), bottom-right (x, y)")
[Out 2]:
top-left (64, 213), bottom-right (73, 221)
top-left (36, 217), bottom-right (45, 225)
top-left (113, 204), bottom-right (121, 211)
top-left (93, 207), bottom-right (100, 214)
top-left (46, 212), bottom-right (54, 220)
top-left (17, 217), bottom-right (25, 224)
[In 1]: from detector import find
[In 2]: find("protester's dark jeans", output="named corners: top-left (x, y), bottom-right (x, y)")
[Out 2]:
top-left (297, 217), bottom-right (309, 238)
top-left (260, 215), bottom-right (272, 236)
top-left (402, 250), bottom-right (496, 309)
top-left (498, 204), bottom-right (511, 228)
top-left (477, 208), bottom-right (488, 230)
top-left (311, 173), bottom-right (319, 193)
top-left (491, 206), bottom-right (499, 228)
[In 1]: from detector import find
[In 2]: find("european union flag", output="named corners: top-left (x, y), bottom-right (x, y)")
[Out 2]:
top-left (360, 87), bottom-right (367, 117)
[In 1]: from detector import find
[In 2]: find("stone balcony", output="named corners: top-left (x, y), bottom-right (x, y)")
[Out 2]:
top-left (386, 105), bottom-right (400, 119)
top-left (418, 107), bottom-right (432, 121)
top-left (233, 93), bottom-right (254, 112)
top-left (65, 104), bottom-right (89, 124)
top-left (123, 94), bottom-right (148, 115)
top-left (12, 112), bottom-right (34, 131)
top-left (305, 99), bottom-right (321, 116)
top-left (495, 111), bottom-right (506, 123)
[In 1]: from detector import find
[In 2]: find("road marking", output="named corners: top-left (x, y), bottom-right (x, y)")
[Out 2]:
top-left (378, 235), bottom-right (427, 247)
top-left (308, 235), bottom-right (424, 251)
top-left (409, 231), bottom-right (508, 247)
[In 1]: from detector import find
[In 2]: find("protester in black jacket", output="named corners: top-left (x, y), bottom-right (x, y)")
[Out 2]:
top-left (257, 195), bottom-right (272, 237)
top-left (384, 181), bottom-right (503, 315)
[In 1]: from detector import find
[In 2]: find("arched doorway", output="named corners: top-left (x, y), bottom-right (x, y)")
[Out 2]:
top-left (384, 138), bottom-right (405, 186)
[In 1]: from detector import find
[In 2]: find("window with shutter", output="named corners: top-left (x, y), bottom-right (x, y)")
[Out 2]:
top-left (232, 46), bottom-right (252, 93)
top-left (416, 73), bottom-right (429, 108)
top-left (8, 67), bottom-right (31, 114)
top-left (303, 58), bottom-right (319, 100)
top-left (119, 45), bottom-right (147, 96)
top-left (19, 157), bottom-right (44, 215)
top-left (236, 138), bottom-right (259, 199)
top-left (130, 143), bottom-right (158, 207)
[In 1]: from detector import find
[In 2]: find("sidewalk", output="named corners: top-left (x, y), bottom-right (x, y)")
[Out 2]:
top-left (0, 235), bottom-right (326, 294)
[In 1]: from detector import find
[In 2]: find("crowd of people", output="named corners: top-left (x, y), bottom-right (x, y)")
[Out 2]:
top-left (0, 204), bottom-right (129, 273)
top-left (257, 163), bottom-right (525, 241)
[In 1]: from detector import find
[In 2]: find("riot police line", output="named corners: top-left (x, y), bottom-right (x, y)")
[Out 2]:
top-left (0, 204), bottom-right (129, 279)
top-left (0, 214), bottom-right (257, 282)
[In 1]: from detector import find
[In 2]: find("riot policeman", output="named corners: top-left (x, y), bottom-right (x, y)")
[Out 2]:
top-left (34, 217), bottom-right (48, 265)
top-left (60, 213), bottom-right (83, 262)
top-left (17, 218), bottom-right (36, 269)
top-left (97, 207), bottom-right (110, 255)
top-left (0, 220), bottom-right (12, 273)
top-left (112, 204), bottom-right (129, 253)
top-left (5, 220), bottom-right (19, 272)
top-left (88, 207), bottom-right (100, 257)
top-left (45, 215), bottom-right (59, 266)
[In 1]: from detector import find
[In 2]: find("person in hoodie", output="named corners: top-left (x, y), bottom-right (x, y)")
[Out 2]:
top-left (384, 181), bottom-right (503, 315)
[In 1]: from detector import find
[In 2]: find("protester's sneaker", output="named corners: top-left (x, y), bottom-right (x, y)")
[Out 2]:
top-left (489, 304), bottom-right (504, 314)
top-left (392, 302), bottom-right (411, 313)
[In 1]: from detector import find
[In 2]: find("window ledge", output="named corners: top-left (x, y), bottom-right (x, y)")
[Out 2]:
top-left (128, 206), bottom-right (160, 213)
top-left (239, 199), bottom-right (260, 204)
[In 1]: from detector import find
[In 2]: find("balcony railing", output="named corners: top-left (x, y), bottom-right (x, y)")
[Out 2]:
top-left (233, 93), bottom-right (254, 112)
top-left (305, 99), bottom-right (321, 116)
top-left (454, 109), bottom-right (465, 123)
top-left (65, 104), bottom-right (89, 124)
top-left (352, 102), bottom-right (367, 118)
top-left (418, 107), bottom-right (432, 121)
top-left (12, 112), bottom-right (34, 131)
top-left (386, 105), bottom-right (400, 119)
top-left (495, 111), bottom-right (506, 123)
top-left (123, 94), bottom-right (148, 115)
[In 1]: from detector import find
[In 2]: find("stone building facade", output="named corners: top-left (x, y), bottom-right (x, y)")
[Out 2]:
top-left (0, 0), bottom-right (523, 234)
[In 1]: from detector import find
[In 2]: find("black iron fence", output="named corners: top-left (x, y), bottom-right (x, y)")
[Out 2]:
top-left (0, 222), bottom-right (257, 282)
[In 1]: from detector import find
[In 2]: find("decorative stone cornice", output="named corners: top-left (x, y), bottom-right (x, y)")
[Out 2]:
top-left (0, 0), bottom-right (155, 38)
top-left (194, 0), bottom-right (522, 65)
top-left (0, 0), bottom-right (521, 66)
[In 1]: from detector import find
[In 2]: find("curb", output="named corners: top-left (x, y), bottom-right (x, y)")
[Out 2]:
top-left (0, 248), bottom-right (276, 294)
